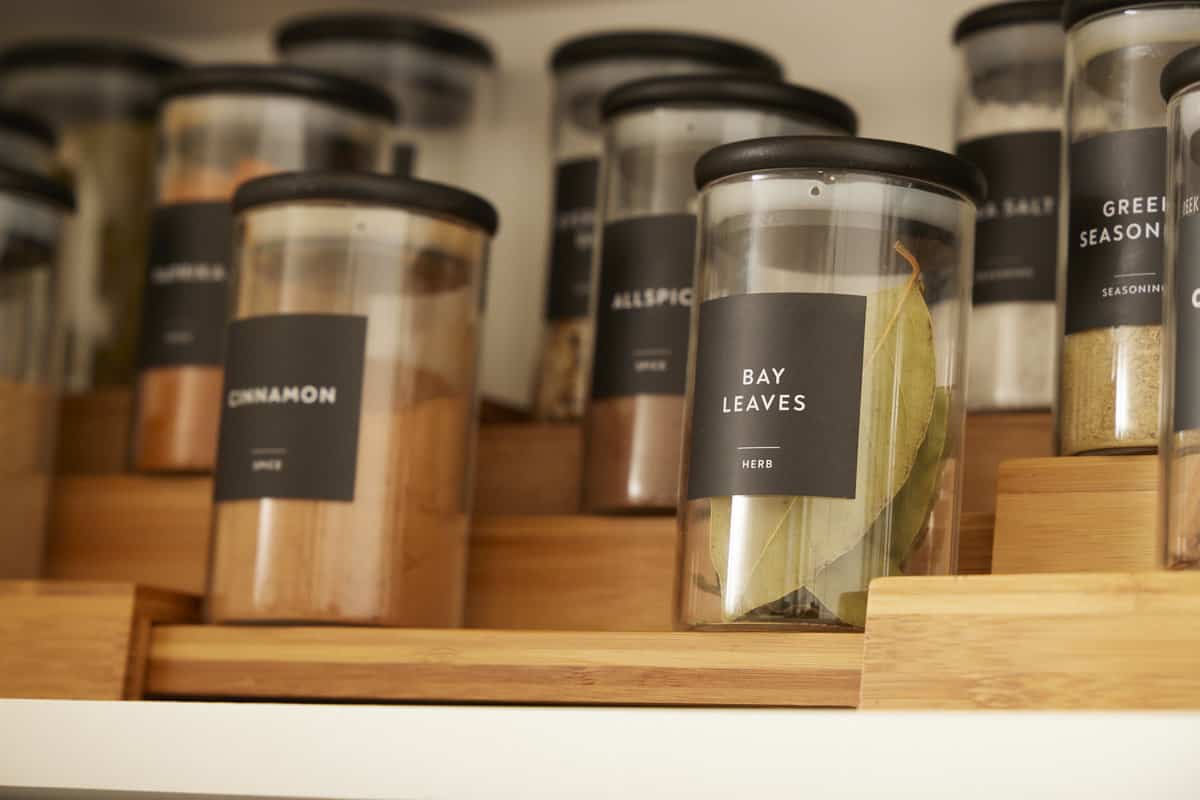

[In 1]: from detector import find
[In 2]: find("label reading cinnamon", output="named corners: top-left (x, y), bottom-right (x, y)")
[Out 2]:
top-left (214, 314), bottom-right (367, 502)
top-left (139, 202), bottom-right (232, 368)
top-left (545, 158), bottom-right (599, 321)
top-left (686, 293), bottom-right (865, 500)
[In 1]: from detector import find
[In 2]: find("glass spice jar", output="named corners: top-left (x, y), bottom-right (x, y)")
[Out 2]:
top-left (0, 40), bottom-right (182, 389)
top-left (1059, 0), bottom-right (1200, 455)
top-left (582, 77), bottom-right (857, 514)
top-left (953, 1), bottom-right (1064, 412)
top-left (678, 136), bottom-right (981, 630)
top-left (130, 65), bottom-right (394, 474)
top-left (0, 107), bottom-right (56, 175)
top-left (533, 31), bottom-right (782, 422)
top-left (275, 12), bottom-right (496, 187)
top-left (1159, 47), bottom-right (1200, 569)
top-left (208, 171), bottom-right (497, 626)
top-left (0, 167), bottom-right (73, 578)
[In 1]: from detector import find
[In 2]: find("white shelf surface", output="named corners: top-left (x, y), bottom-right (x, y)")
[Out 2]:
top-left (2, 700), bottom-right (1199, 798)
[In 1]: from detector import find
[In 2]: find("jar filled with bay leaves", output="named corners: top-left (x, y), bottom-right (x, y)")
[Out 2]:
top-left (208, 171), bottom-right (497, 626)
top-left (582, 77), bottom-right (857, 514)
top-left (678, 137), bottom-right (982, 630)
top-left (534, 31), bottom-right (782, 422)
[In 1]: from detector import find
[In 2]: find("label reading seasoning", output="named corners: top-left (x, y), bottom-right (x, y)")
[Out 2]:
top-left (686, 293), bottom-right (866, 500)
top-left (1066, 127), bottom-right (1167, 334)
top-left (214, 314), bottom-right (367, 502)
top-left (545, 158), bottom-right (599, 320)
top-left (393, 143), bottom-right (416, 177)
top-left (139, 202), bottom-right (232, 368)
top-left (1174, 133), bottom-right (1200, 432)
top-left (590, 213), bottom-right (696, 399)
top-left (958, 131), bottom-right (1059, 305)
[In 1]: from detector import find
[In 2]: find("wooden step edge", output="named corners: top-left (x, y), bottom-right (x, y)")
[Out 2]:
top-left (996, 455), bottom-right (1158, 495)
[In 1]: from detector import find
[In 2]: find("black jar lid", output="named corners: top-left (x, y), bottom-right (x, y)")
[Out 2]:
top-left (694, 135), bottom-right (987, 203)
top-left (159, 64), bottom-right (397, 122)
top-left (953, 1), bottom-right (1064, 41)
top-left (550, 30), bottom-right (782, 78)
top-left (1161, 44), bottom-right (1200, 99)
top-left (0, 39), bottom-right (182, 75)
top-left (0, 107), bottom-right (55, 147)
top-left (600, 75), bottom-right (858, 133)
top-left (232, 170), bottom-right (499, 235)
top-left (275, 13), bottom-right (495, 67)
top-left (0, 164), bottom-right (74, 211)
top-left (1062, 0), bottom-right (1190, 30)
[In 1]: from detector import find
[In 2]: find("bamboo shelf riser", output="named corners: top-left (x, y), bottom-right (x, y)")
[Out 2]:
top-left (962, 412), bottom-right (1054, 514)
top-left (992, 456), bottom-right (1158, 574)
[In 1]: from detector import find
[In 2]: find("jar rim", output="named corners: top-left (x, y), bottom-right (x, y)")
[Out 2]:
top-left (0, 106), bottom-right (55, 147)
top-left (1063, 0), bottom-right (1200, 30)
top-left (0, 39), bottom-right (183, 76)
top-left (549, 30), bottom-right (781, 77)
top-left (694, 135), bottom-right (987, 204)
top-left (232, 170), bottom-right (499, 236)
top-left (952, 0), bottom-right (1064, 42)
top-left (275, 13), bottom-right (495, 68)
top-left (0, 164), bottom-right (74, 211)
top-left (599, 75), bottom-right (858, 134)
top-left (1161, 44), bottom-right (1200, 99)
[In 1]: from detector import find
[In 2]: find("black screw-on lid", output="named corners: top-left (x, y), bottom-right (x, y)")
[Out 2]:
top-left (694, 135), bottom-right (987, 204)
top-left (232, 170), bottom-right (499, 235)
top-left (0, 107), bottom-right (55, 148)
top-left (275, 13), bottom-right (495, 67)
top-left (1062, 0), bottom-right (1188, 30)
top-left (0, 164), bottom-right (74, 211)
top-left (550, 30), bottom-right (782, 78)
top-left (1161, 44), bottom-right (1200, 99)
top-left (0, 39), bottom-right (182, 76)
top-left (159, 64), bottom-right (397, 122)
top-left (600, 75), bottom-right (858, 133)
top-left (953, 1), bottom-right (1064, 41)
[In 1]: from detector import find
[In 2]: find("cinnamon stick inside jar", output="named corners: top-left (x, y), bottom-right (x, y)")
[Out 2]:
top-left (130, 66), bottom-right (395, 473)
top-left (208, 171), bottom-right (497, 626)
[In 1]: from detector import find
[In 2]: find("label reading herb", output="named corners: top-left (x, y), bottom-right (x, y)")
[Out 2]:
top-left (1174, 133), bottom-right (1200, 432)
top-left (590, 213), bottom-right (696, 399)
top-left (1066, 127), bottom-right (1167, 334)
top-left (545, 158), bottom-right (599, 320)
top-left (686, 293), bottom-right (866, 500)
top-left (958, 131), bottom-right (1059, 305)
top-left (392, 143), bottom-right (416, 177)
top-left (214, 314), bottom-right (367, 502)
top-left (139, 202), bottom-right (232, 369)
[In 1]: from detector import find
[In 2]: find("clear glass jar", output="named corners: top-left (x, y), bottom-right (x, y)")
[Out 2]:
top-left (679, 137), bottom-right (980, 630)
top-left (0, 168), bottom-right (73, 578)
top-left (1059, 1), bottom-right (1200, 455)
top-left (208, 171), bottom-right (496, 626)
top-left (533, 31), bottom-right (782, 422)
top-left (0, 40), bottom-right (182, 389)
top-left (130, 65), bottom-right (394, 474)
top-left (0, 107), bottom-right (55, 175)
top-left (275, 13), bottom-right (495, 187)
top-left (582, 77), bottom-right (857, 514)
top-left (954, 1), bottom-right (1063, 412)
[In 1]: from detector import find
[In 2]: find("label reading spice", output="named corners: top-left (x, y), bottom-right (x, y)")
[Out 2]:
top-left (1174, 135), bottom-right (1200, 432)
top-left (214, 314), bottom-right (367, 502)
top-left (1066, 127), bottom-right (1167, 334)
top-left (139, 202), bottom-right (232, 368)
top-left (686, 293), bottom-right (866, 500)
top-left (958, 131), bottom-right (1059, 305)
top-left (545, 158), bottom-right (599, 320)
top-left (393, 143), bottom-right (416, 176)
top-left (590, 214), bottom-right (696, 399)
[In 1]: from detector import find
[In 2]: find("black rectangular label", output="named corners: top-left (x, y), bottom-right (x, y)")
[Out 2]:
top-left (1175, 178), bottom-right (1200, 432)
top-left (958, 131), bottom-right (1059, 305)
top-left (545, 158), bottom-right (599, 321)
top-left (1066, 127), bottom-right (1167, 334)
top-left (590, 213), bottom-right (696, 399)
top-left (686, 293), bottom-right (866, 500)
top-left (138, 202), bottom-right (232, 368)
top-left (393, 143), bottom-right (416, 176)
top-left (214, 314), bottom-right (367, 502)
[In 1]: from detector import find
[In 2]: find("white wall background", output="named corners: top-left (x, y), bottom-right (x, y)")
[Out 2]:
top-left (171, 0), bottom-right (982, 406)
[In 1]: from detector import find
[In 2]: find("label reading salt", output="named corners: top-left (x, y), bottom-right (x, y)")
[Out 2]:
top-left (590, 213), bottom-right (696, 399)
top-left (214, 314), bottom-right (367, 502)
top-left (1066, 127), bottom-right (1167, 334)
top-left (544, 158), bottom-right (599, 321)
top-left (139, 202), bottom-right (232, 368)
top-left (686, 293), bottom-right (866, 500)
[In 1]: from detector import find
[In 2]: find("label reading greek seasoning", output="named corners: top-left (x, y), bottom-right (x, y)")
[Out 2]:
top-left (958, 131), bottom-right (1059, 305)
top-left (1174, 133), bottom-right (1200, 432)
top-left (545, 158), bottom-right (599, 320)
top-left (1066, 127), bottom-right (1167, 334)
top-left (214, 314), bottom-right (367, 502)
top-left (686, 293), bottom-right (866, 500)
top-left (393, 143), bottom-right (416, 177)
top-left (139, 202), bottom-right (232, 368)
top-left (590, 214), bottom-right (696, 399)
